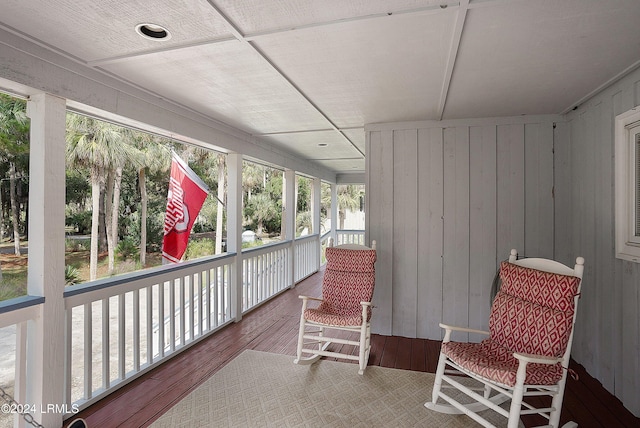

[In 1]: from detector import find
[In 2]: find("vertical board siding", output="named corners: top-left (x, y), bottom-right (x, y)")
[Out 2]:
top-left (557, 66), bottom-right (640, 416)
top-left (496, 124), bottom-right (526, 259)
top-left (442, 127), bottom-right (471, 342)
top-left (524, 123), bottom-right (554, 259)
top-left (367, 117), bottom-right (555, 345)
top-left (468, 125), bottom-right (497, 341)
top-left (417, 128), bottom-right (444, 339)
top-left (368, 130), bottom-right (394, 336)
top-left (392, 129), bottom-right (419, 337)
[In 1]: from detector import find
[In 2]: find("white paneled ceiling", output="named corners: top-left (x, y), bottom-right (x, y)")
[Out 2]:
top-left (1, 0), bottom-right (640, 176)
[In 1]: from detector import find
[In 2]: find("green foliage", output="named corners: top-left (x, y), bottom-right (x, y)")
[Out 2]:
top-left (66, 211), bottom-right (92, 235)
top-left (65, 265), bottom-right (81, 286)
top-left (65, 237), bottom-right (90, 252)
top-left (116, 238), bottom-right (138, 261)
top-left (65, 169), bottom-right (90, 206)
top-left (185, 237), bottom-right (214, 260)
top-left (0, 273), bottom-right (27, 300)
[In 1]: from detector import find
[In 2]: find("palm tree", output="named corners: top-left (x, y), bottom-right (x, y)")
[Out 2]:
top-left (337, 185), bottom-right (361, 229)
top-left (0, 94), bottom-right (29, 257)
top-left (135, 134), bottom-right (170, 266)
top-left (66, 113), bottom-right (128, 280)
top-left (247, 192), bottom-right (277, 236)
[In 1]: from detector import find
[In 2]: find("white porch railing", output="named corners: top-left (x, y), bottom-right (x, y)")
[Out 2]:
top-left (294, 234), bottom-right (320, 282)
top-left (241, 241), bottom-right (290, 312)
top-left (63, 253), bottom-right (234, 408)
top-left (336, 229), bottom-right (365, 246)
top-left (0, 230), bottom-right (367, 424)
top-left (0, 296), bottom-right (44, 428)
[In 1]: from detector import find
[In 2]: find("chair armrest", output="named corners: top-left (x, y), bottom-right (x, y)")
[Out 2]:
top-left (439, 323), bottom-right (490, 342)
top-left (298, 295), bottom-right (323, 302)
top-left (298, 295), bottom-right (323, 312)
top-left (513, 352), bottom-right (562, 365)
top-left (360, 301), bottom-right (372, 306)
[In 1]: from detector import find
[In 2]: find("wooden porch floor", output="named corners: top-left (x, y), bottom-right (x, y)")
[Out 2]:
top-left (73, 268), bottom-right (639, 428)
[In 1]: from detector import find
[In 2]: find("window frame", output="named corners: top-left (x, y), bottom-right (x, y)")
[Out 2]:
top-left (614, 107), bottom-right (640, 262)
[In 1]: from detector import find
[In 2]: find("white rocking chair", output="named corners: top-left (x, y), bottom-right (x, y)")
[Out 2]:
top-left (294, 240), bottom-right (377, 374)
top-left (425, 249), bottom-right (584, 428)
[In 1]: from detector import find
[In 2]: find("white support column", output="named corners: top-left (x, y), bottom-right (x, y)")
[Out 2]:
top-left (311, 177), bottom-right (321, 235)
top-left (330, 183), bottom-right (338, 245)
top-left (227, 153), bottom-right (243, 322)
top-left (311, 177), bottom-right (322, 269)
top-left (25, 93), bottom-right (67, 427)
top-left (283, 169), bottom-right (296, 287)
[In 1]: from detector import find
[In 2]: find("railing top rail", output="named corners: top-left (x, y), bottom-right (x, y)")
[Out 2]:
top-left (294, 233), bottom-right (320, 244)
top-left (336, 229), bottom-right (365, 233)
top-left (242, 238), bottom-right (292, 256)
top-left (320, 230), bottom-right (331, 240)
top-left (0, 295), bottom-right (44, 328)
top-left (64, 252), bottom-right (236, 299)
top-left (0, 295), bottom-right (45, 315)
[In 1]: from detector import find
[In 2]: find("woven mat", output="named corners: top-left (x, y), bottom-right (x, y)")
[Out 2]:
top-left (150, 350), bottom-right (516, 427)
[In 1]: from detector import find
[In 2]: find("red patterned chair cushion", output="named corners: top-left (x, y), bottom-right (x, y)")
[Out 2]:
top-left (442, 261), bottom-right (580, 387)
top-left (491, 262), bottom-right (580, 357)
top-left (442, 339), bottom-right (564, 387)
top-left (304, 247), bottom-right (376, 327)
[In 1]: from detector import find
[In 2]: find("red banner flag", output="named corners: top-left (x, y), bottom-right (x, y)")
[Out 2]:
top-left (162, 153), bottom-right (209, 263)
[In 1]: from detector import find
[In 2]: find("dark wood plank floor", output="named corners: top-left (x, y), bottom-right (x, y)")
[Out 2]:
top-left (71, 269), bottom-right (639, 428)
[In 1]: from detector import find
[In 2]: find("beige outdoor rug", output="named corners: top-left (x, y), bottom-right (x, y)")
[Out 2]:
top-left (150, 350), bottom-right (515, 427)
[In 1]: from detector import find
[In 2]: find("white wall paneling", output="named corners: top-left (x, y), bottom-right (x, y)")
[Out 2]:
top-left (559, 67), bottom-right (640, 416)
top-left (366, 115), bottom-right (557, 343)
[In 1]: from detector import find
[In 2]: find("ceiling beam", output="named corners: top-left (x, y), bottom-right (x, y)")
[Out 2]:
top-left (437, 0), bottom-right (469, 120)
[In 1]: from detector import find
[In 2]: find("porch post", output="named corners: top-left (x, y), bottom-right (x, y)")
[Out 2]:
top-left (25, 93), bottom-right (67, 427)
top-left (330, 183), bottom-right (338, 245)
top-left (227, 153), bottom-right (243, 322)
top-left (283, 169), bottom-right (295, 287)
top-left (311, 177), bottom-right (321, 269)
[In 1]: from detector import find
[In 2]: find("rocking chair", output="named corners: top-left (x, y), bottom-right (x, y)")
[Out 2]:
top-left (294, 240), bottom-right (377, 374)
top-left (425, 249), bottom-right (584, 428)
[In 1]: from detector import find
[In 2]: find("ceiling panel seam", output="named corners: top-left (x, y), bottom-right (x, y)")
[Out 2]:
top-left (204, 0), bottom-right (365, 157)
top-left (438, 0), bottom-right (469, 120)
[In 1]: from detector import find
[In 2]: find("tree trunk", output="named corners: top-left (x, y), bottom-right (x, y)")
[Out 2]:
top-left (98, 186), bottom-right (107, 252)
top-left (215, 155), bottom-right (225, 255)
top-left (9, 161), bottom-right (20, 256)
top-left (0, 182), bottom-right (5, 243)
top-left (90, 169), bottom-right (101, 281)
top-left (105, 169), bottom-right (115, 275)
top-left (139, 168), bottom-right (147, 266)
top-left (106, 166), bottom-right (123, 275)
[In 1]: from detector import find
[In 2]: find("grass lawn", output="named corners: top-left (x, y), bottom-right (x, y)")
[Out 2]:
top-left (0, 248), bottom-right (163, 302)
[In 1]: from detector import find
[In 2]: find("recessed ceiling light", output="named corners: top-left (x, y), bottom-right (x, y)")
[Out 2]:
top-left (135, 23), bottom-right (171, 41)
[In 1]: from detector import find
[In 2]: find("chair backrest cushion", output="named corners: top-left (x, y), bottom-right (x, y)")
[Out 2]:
top-left (490, 261), bottom-right (580, 357)
top-left (322, 247), bottom-right (376, 315)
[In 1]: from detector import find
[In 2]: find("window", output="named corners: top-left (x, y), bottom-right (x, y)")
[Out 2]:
top-left (615, 107), bottom-right (640, 262)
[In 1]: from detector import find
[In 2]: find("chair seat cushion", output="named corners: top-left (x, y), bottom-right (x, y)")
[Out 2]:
top-left (304, 302), bottom-right (369, 327)
top-left (442, 339), bottom-right (564, 387)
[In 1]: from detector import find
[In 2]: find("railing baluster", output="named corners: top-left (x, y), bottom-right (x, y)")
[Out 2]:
top-left (159, 282), bottom-right (166, 358)
top-left (102, 298), bottom-right (110, 389)
top-left (187, 274), bottom-right (193, 342)
top-left (169, 280), bottom-right (175, 353)
top-left (83, 303), bottom-right (92, 399)
top-left (118, 294), bottom-right (125, 380)
top-left (133, 290), bottom-right (140, 372)
top-left (147, 285), bottom-right (153, 366)
top-left (179, 277), bottom-right (185, 347)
